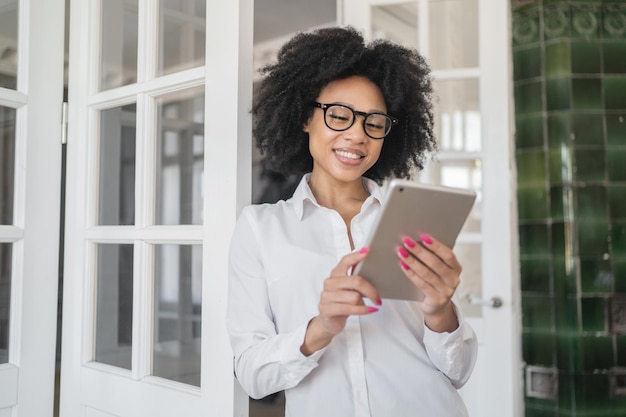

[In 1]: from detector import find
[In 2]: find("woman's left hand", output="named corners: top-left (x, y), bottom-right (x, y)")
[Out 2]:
top-left (397, 233), bottom-right (461, 333)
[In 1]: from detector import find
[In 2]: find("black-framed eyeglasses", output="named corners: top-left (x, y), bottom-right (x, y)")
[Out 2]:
top-left (313, 102), bottom-right (399, 139)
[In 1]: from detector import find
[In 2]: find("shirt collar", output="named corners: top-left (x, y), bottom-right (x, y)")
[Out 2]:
top-left (291, 173), bottom-right (384, 220)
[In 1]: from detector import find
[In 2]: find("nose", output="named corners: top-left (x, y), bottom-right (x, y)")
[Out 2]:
top-left (344, 115), bottom-right (368, 143)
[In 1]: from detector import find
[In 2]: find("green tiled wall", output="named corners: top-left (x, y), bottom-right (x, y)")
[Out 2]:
top-left (512, 0), bottom-right (626, 415)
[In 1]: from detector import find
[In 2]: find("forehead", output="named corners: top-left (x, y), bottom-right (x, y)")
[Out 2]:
top-left (317, 76), bottom-right (387, 111)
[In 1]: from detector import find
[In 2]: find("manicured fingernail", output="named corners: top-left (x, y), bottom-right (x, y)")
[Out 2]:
top-left (403, 237), bottom-right (415, 248)
top-left (397, 246), bottom-right (409, 258)
top-left (367, 307), bottom-right (379, 313)
top-left (400, 260), bottom-right (410, 271)
top-left (376, 298), bottom-right (383, 306)
top-left (359, 247), bottom-right (370, 254)
top-left (420, 233), bottom-right (433, 245)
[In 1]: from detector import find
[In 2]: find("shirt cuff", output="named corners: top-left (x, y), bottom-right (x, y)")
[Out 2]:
top-left (278, 321), bottom-right (328, 387)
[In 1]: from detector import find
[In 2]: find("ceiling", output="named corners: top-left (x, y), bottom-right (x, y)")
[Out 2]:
top-left (253, 0), bottom-right (337, 44)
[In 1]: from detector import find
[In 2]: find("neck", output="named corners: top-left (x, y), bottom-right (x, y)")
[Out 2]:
top-left (308, 174), bottom-right (370, 210)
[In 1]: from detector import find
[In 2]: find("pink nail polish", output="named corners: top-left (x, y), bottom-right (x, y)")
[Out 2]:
top-left (359, 247), bottom-right (370, 254)
top-left (400, 260), bottom-right (410, 271)
top-left (397, 247), bottom-right (409, 258)
top-left (403, 237), bottom-right (415, 248)
top-left (420, 233), bottom-right (433, 245)
top-left (376, 298), bottom-right (383, 306)
top-left (367, 307), bottom-right (379, 313)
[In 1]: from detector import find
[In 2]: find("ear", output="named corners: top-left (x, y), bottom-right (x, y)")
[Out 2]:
top-left (302, 119), bottom-right (311, 133)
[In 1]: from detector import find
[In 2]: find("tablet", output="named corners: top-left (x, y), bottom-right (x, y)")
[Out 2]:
top-left (353, 179), bottom-right (477, 301)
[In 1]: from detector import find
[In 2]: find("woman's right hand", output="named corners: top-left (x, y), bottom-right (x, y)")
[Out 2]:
top-left (300, 248), bottom-right (381, 356)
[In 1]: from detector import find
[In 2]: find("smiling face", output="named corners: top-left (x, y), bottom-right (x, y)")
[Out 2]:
top-left (304, 76), bottom-right (387, 188)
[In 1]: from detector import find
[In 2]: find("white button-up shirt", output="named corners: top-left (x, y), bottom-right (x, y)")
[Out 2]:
top-left (227, 174), bottom-right (477, 417)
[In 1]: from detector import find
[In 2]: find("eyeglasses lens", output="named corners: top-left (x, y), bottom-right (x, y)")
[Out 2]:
top-left (324, 105), bottom-right (391, 139)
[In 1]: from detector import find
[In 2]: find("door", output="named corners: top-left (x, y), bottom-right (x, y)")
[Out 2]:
top-left (0, 0), bottom-right (65, 416)
top-left (60, 1), bottom-right (252, 416)
top-left (341, 1), bottom-right (522, 416)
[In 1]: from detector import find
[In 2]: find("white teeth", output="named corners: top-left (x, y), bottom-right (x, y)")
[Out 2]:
top-left (335, 150), bottom-right (362, 160)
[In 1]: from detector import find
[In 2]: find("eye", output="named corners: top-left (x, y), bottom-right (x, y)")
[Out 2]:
top-left (328, 112), bottom-right (351, 122)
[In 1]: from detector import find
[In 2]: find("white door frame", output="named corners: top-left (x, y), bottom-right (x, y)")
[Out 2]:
top-left (0, 0), bottom-right (65, 416)
top-left (340, 0), bottom-right (523, 416)
top-left (60, 0), bottom-right (252, 416)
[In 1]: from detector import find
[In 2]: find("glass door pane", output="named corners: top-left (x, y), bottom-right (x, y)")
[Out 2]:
top-left (0, 106), bottom-right (16, 224)
top-left (159, 0), bottom-right (206, 75)
top-left (100, 0), bottom-right (139, 91)
top-left (0, 0), bottom-right (18, 89)
top-left (0, 243), bottom-right (11, 364)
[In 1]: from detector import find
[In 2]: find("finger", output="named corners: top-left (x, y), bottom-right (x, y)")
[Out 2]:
top-left (324, 275), bottom-right (382, 306)
top-left (414, 234), bottom-right (461, 271)
top-left (401, 236), bottom-right (461, 285)
top-left (330, 247), bottom-right (370, 277)
top-left (320, 300), bottom-right (379, 317)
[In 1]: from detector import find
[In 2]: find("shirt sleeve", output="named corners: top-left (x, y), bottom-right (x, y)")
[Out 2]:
top-left (422, 302), bottom-right (478, 389)
top-left (226, 207), bottom-right (326, 399)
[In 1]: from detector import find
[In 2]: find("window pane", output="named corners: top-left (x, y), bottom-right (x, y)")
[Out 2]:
top-left (0, 243), bottom-right (12, 364)
top-left (153, 244), bottom-right (202, 386)
top-left (454, 243), bottom-right (482, 318)
top-left (100, 0), bottom-right (138, 91)
top-left (156, 87), bottom-right (204, 225)
top-left (158, 0), bottom-right (206, 76)
top-left (0, 106), bottom-right (16, 225)
top-left (429, 0), bottom-right (478, 70)
top-left (371, 2), bottom-right (418, 49)
top-left (95, 243), bottom-right (134, 369)
top-left (418, 159), bottom-right (482, 233)
top-left (433, 78), bottom-right (481, 152)
top-left (99, 104), bottom-right (136, 225)
top-left (0, 1), bottom-right (18, 89)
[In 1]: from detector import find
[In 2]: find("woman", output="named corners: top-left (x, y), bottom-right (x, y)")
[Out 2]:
top-left (227, 26), bottom-right (477, 417)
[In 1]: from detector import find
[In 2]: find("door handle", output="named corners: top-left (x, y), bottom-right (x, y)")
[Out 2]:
top-left (465, 294), bottom-right (503, 309)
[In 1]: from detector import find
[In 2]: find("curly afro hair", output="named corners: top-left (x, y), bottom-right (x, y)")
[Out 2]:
top-left (252, 26), bottom-right (436, 184)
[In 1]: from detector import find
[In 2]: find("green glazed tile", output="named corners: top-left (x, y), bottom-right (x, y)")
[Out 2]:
top-left (580, 257), bottom-right (612, 296)
top-left (604, 77), bottom-right (626, 110)
top-left (513, 8), bottom-right (541, 47)
top-left (603, 42), bottom-right (626, 74)
top-left (573, 149), bottom-right (606, 182)
top-left (558, 372), bottom-right (575, 411)
top-left (572, 372), bottom-right (612, 412)
top-left (516, 81), bottom-right (544, 114)
top-left (524, 405), bottom-right (557, 416)
top-left (571, 113), bottom-right (604, 146)
top-left (570, 5), bottom-right (600, 40)
top-left (554, 295), bottom-right (579, 334)
top-left (516, 115), bottom-right (545, 149)
top-left (580, 297), bottom-right (607, 332)
top-left (517, 149), bottom-right (548, 186)
top-left (577, 220), bottom-right (610, 257)
top-left (545, 41), bottom-right (571, 77)
top-left (612, 220), bottom-right (626, 257)
top-left (547, 112), bottom-right (572, 149)
top-left (607, 149), bottom-right (626, 181)
top-left (574, 185), bottom-right (607, 220)
top-left (556, 334), bottom-right (582, 371)
top-left (521, 257), bottom-right (552, 292)
top-left (608, 184), bottom-right (626, 219)
top-left (546, 77), bottom-right (571, 111)
top-left (572, 78), bottom-right (603, 110)
top-left (523, 331), bottom-right (556, 366)
top-left (550, 186), bottom-right (565, 220)
top-left (617, 335), bottom-right (626, 366)
top-left (549, 149), bottom-right (575, 184)
top-left (522, 294), bottom-right (554, 331)
top-left (602, 4), bottom-right (626, 40)
top-left (571, 41), bottom-right (601, 74)
top-left (520, 223), bottom-right (551, 256)
top-left (519, 186), bottom-right (549, 221)
top-left (615, 257), bottom-right (626, 292)
top-left (544, 4), bottom-right (570, 41)
top-left (551, 222), bottom-right (568, 258)
top-left (581, 336), bottom-right (614, 370)
top-left (515, 46), bottom-right (543, 81)
top-left (606, 114), bottom-right (626, 147)
top-left (553, 255), bottom-right (577, 296)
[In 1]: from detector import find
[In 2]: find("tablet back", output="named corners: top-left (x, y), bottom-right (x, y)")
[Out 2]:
top-left (354, 179), bottom-right (476, 301)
